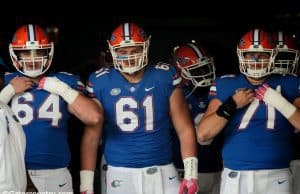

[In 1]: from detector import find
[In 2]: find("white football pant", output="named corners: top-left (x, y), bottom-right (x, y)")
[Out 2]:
top-left (105, 163), bottom-right (181, 194)
top-left (28, 167), bottom-right (73, 192)
top-left (220, 167), bottom-right (292, 194)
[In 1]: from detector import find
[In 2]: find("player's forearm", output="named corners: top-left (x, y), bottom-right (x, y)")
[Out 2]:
top-left (81, 125), bottom-right (101, 170)
top-left (198, 96), bottom-right (237, 142)
top-left (69, 94), bottom-right (103, 125)
top-left (197, 113), bottom-right (227, 142)
top-left (179, 129), bottom-right (197, 159)
top-left (80, 125), bottom-right (100, 193)
top-left (290, 109), bottom-right (300, 131)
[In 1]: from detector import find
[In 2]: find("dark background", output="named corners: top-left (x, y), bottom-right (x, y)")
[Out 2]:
top-left (1, 6), bottom-right (300, 77)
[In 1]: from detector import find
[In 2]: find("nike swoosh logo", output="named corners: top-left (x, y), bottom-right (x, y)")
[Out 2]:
top-left (278, 180), bottom-right (287, 184)
top-left (145, 87), bottom-right (155, 92)
top-left (59, 183), bottom-right (67, 187)
top-left (169, 176), bottom-right (176, 180)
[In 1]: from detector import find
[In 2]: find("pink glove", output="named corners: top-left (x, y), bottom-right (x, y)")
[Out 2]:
top-left (255, 83), bottom-right (296, 118)
top-left (255, 83), bottom-right (269, 100)
top-left (37, 76), bottom-right (46, 89)
top-left (38, 76), bottom-right (79, 104)
top-left (179, 178), bottom-right (199, 194)
top-left (80, 190), bottom-right (94, 194)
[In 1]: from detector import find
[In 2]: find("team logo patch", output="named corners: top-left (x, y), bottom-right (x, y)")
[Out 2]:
top-left (130, 86), bottom-right (136, 93)
top-left (110, 88), bottom-right (121, 96)
top-left (228, 171), bottom-right (238, 178)
top-left (111, 180), bottom-right (123, 188)
top-left (146, 167), bottom-right (158, 174)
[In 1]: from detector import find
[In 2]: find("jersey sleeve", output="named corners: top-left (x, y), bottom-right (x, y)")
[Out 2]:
top-left (154, 63), bottom-right (181, 97)
top-left (4, 72), bottom-right (20, 86)
top-left (86, 68), bottom-right (109, 103)
top-left (208, 75), bottom-right (236, 102)
top-left (208, 78), bottom-right (222, 101)
top-left (86, 73), bottom-right (97, 98)
top-left (297, 77), bottom-right (300, 98)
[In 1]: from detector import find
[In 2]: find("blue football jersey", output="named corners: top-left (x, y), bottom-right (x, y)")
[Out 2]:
top-left (87, 64), bottom-right (181, 167)
top-left (5, 72), bottom-right (85, 169)
top-left (209, 74), bottom-right (300, 170)
top-left (173, 88), bottom-right (223, 172)
top-left (292, 77), bottom-right (300, 160)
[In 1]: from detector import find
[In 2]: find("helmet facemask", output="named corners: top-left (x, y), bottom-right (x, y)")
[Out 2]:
top-left (9, 41), bottom-right (54, 78)
top-left (109, 40), bottom-right (149, 74)
top-left (179, 56), bottom-right (216, 87)
top-left (238, 48), bottom-right (276, 78)
top-left (273, 48), bottom-right (299, 75)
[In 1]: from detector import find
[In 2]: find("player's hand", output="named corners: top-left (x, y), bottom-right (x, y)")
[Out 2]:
top-left (179, 178), bottom-right (199, 194)
top-left (232, 88), bottom-right (255, 109)
top-left (255, 84), bottom-right (296, 118)
top-left (255, 84), bottom-right (284, 105)
top-left (255, 84), bottom-right (270, 101)
top-left (38, 76), bottom-right (66, 94)
top-left (10, 76), bottom-right (34, 94)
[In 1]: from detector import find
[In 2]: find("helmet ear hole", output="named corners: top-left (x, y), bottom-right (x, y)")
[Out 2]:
top-left (9, 24), bottom-right (54, 78)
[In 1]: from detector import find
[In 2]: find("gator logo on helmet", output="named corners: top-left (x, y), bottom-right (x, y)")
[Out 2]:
top-left (139, 29), bottom-right (147, 39)
top-left (239, 38), bottom-right (246, 47)
top-left (110, 34), bottom-right (116, 42)
top-left (176, 56), bottom-right (190, 65)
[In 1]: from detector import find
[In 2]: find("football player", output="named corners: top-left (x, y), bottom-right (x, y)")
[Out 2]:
top-left (198, 28), bottom-right (300, 194)
top-left (0, 24), bottom-right (102, 192)
top-left (81, 22), bottom-right (198, 194)
top-left (172, 42), bottom-right (223, 194)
